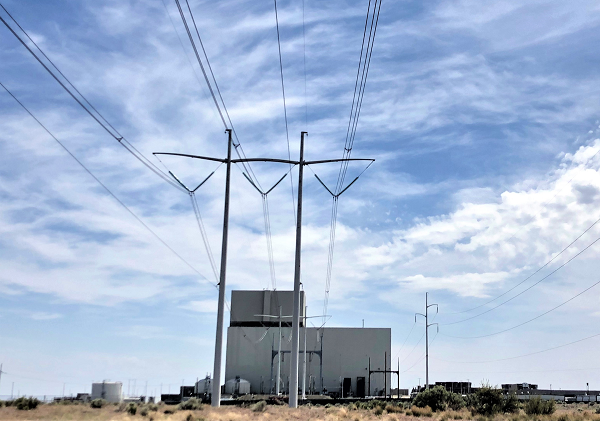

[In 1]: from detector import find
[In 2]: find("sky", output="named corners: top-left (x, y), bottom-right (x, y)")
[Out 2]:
top-left (1, 0), bottom-right (600, 399)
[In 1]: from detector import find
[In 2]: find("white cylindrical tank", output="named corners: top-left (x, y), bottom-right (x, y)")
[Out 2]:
top-left (225, 377), bottom-right (250, 395)
top-left (91, 381), bottom-right (122, 403)
top-left (195, 377), bottom-right (212, 394)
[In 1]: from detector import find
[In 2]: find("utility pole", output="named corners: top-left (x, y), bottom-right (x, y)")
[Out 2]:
top-left (289, 131), bottom-right (306, 408)
top-left (415, 292), bottom-right (438, 389)
top-left (155, 130), bottom-right (373, 409)
top-left (212, 129), bottom-right (232, 407)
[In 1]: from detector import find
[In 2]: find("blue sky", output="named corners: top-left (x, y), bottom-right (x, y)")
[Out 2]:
top-left (2, 0), bottom-right (600, 398)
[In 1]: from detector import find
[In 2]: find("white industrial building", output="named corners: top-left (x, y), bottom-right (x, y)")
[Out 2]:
top-left (225, 290), bottom-right (392, 397)
top-left (91, 381), bottom-right (122, 403)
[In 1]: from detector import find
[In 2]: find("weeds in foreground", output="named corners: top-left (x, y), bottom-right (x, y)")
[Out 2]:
top-left (90, 399), bottom-right (107, 409)
top-left (407, 405), bottom-right (434, 417)
top-left (251, 400), bottom-right (267, 412)
top-left (525, 397), bottom-right (556, 415)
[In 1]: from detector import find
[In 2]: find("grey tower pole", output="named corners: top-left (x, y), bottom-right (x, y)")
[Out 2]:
top-left (415, 292), bottom-right (437, 392)
top-left (425, 292), bottom-right (429, 389)
top-left (289, 131), bottom-right (307, 408)
top-left (211, 129), bottom-right (233, 407)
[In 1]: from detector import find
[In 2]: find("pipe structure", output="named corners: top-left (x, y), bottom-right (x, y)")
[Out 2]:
top-left (302, 305), bottom-right (307, 400)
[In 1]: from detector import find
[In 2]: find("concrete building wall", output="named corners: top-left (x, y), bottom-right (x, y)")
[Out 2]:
top-left (230, 290), bottom-right (305, 326)
top-left (225, 326), bottom-right (391, 397)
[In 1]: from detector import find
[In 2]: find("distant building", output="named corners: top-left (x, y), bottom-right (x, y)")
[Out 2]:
top-left (225, 290), bottom-right (392, 397)
top-left (91, 381), bottom-right (122, 403)
top-left (502, 383), bottom-right (538, 391)
top-left (435, 382), bottom-right (472, 394)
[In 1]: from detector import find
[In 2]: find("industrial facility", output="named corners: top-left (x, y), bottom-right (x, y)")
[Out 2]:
top-left (90, 381), bottom-right (123, 403)
top-left (224, 290), bottom-right (394, 398)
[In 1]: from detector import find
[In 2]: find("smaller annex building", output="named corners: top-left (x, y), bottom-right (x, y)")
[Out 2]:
top-left (225, 290), bottom-right (392, 398)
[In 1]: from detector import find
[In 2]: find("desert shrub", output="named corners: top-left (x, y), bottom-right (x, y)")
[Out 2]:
top-left (557, 414), bottom-right (571, 421)
top-left (373, 406), bottom-right (384, 416)
top-left (178, 398), bottom-right (203, 411)
top-left (140, 407), bottom-right (149, 417)
top-left (440, 410), bottom-right (465, 421)
top-left (13, 397), bottom-right (40, 410)
top-left (126, 402), bottom-right (137, 415)
top-left (470, 385), bottom-right (505, 416)
top-left (115, 402), bottom-right (128, 412)
top-left (503, 393), bottom-right (520, 414)
top-left (147, 403), bottom-right (159, 412)
top-left (413, 386), bottom-right (465, 412)
top-left (185, 414), bottom-right (194, 421)
top-left (356, 401), bottom-right (369, 410)
top-left (90, 399), bottom-right (107, 409)
top-left (348, 402), bottom-right (357, 411)
top-left (448, 392), bottom-right (466, 411)
top-left (372, 399), bottom-right (386, 409)
top-left (164, 408), bottom-right (176, 414)
top-left (596, 407), bottom-right (600, 415)
top-left (385, 403), bottom-right (404, 413)
top-left (251, 400), bottom-right (267, 413)
top-left (525, 397), bottom-right (556, 415)
top-left (407, 405), bottom-right (433, 417)
top-left (0, 401), bottom-right (4, 408)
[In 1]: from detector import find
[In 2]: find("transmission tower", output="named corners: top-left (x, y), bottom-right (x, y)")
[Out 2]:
top-left (155, 130), bottom-right (373, 408)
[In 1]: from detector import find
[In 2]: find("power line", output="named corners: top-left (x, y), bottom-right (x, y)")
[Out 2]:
top-left (392, 321), bottom-right (417, 360)
top-left (172, 1), bottom-right (294, 294)
top-left (0, 4), bottom-right (184, 193)
top-left (190, 192), bottom-right (219, 283)
top-left (447, 209), bottom-right (600, 316)
top-left (401, 333), bottom-right (424, 364)
top-left (322, 0), bottom-right (381, 321)
top-left (273, 0), bottom-right (297, 222)
top-left (302, 0), bottom-right (308, 127)
top-left (402, 331), bottom-right (438, 373)
top-left (0, 81), bottom-right (216, 291)
top-left (165, 0), bottom-right (261, 190)
top-left (442, 269), bottom-right (600, 338)
top-left (172, 0), bottom-right (226, 129)
top-left (442, 234), bottom-right (600, 326)
top-left (336, 0), bottom-right (382, 193)
top-left (432, 331), bottom-right (600, 364)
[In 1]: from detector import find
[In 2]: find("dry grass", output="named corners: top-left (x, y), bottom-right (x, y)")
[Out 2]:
top-left (1, 402), bottom-right (600, 421)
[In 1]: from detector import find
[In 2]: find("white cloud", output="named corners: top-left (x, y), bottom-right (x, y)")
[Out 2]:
top-left (29, 312), bottom-right (63, 320)
top-left (179, 299), bottom-right (218, 313)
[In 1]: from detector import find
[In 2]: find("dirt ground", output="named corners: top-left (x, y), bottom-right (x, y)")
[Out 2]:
top-left (0, 402), bottom-right (599, 421)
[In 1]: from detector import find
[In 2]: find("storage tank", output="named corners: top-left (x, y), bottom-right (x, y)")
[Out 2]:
top-left (195, 376), bottom-right (212, 395)
top-left (91, 381), bottom-right (123, 403)
top-left (225, 377), bottom-right (250, 395)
